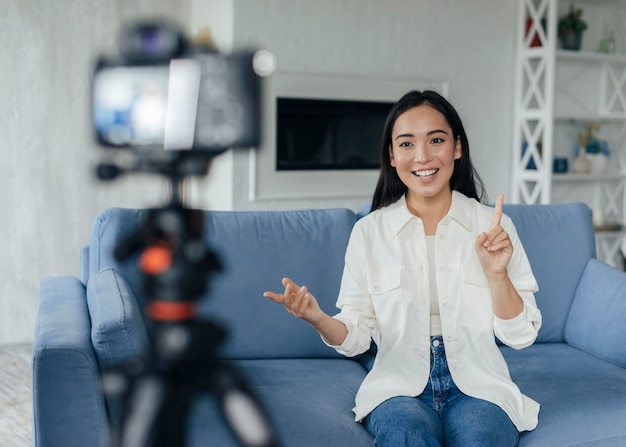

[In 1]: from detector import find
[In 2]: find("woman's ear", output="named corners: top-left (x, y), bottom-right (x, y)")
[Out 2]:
top-left (454, 137), bottom-right (462, 160)
top-left (389, 145), bottom-right (396, 167)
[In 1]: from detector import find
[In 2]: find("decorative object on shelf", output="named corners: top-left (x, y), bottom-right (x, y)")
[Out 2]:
top-left (586, 141), bottom-right (610, 174)
top-left (594, 223), bottom-right (623, 232)
top-left (593, 208), bottom-right (606, 227)
top-left (597, 32), bottom-right (616, 54)
top-left (607, 32), bottom-right (616, 54)
top-left (553, 157), bottom-right (568, 173)
top-left (593, 208), bottom-right (623, 232)
top-left (558, 4), bottom-right (588, 51)
top-left (572, 148), bottom-right (591, 173)
top-left (575, 122), bottom-right (610, 174)
top-left (525, 17), bottom-right (547, 47)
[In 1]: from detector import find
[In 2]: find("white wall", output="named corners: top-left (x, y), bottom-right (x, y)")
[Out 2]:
top-left (1, 0), bottom-right (518, 345)
top-left (0, 0), bottom-right (190, 345)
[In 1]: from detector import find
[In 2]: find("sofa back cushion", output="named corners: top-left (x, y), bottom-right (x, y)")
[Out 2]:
top-left (86, 268), bottom-right (149, 369)
top-left (565, 258), bottom-right (626, 368)
top-left (503, 202), bottom-right (595, 342)
top-left (89, 207), bottom-right (357, 360)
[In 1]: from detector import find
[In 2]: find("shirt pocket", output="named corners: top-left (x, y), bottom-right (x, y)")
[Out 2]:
top-left (461, 263), bottom-right (494, 332)
top-left (368, 267), bottom-right (404, 336)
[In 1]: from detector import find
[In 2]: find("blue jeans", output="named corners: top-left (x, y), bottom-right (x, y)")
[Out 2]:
top-left (363, 336), bottom-right (519, 447)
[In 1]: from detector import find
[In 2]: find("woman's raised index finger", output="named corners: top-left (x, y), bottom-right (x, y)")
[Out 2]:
top-left (492, 194), bottom-right (504, 228)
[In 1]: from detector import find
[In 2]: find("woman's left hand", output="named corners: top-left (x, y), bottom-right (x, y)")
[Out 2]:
top-left (475, 194), bottom-right (513, 278)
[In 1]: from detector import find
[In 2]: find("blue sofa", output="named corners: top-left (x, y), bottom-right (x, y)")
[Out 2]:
top-left (33, 202), bottom-right (626, 446)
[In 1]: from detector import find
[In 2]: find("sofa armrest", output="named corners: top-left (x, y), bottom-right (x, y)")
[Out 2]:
top-left (33, 276), bottom-right (108, 447)
top-left (564, 259), bottom-right (626, 368)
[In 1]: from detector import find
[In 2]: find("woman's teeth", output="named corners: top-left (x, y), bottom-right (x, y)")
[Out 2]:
top-left (413, 169), bottom-right (439, 178)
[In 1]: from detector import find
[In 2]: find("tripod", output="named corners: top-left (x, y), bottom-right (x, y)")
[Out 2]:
top-left (101, 154), bottom-right (280, 447)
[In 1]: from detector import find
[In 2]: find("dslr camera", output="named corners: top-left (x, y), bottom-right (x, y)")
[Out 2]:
top-left (92, 20), bottom-right (274, 160)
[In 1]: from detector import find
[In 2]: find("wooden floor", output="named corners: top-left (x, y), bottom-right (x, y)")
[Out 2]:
top-left (0, 343), bottom-right (32, 447)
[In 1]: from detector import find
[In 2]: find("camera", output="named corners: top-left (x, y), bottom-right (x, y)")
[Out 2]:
top-left (92, 20), bottom-right (274, 155)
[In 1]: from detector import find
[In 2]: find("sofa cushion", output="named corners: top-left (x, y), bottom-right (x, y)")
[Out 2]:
top-left (86, 268), bottom-right (149, 369)
top-left (565, 259), bottom-right (626, 369)
top-left (501, 343), bottom-right (626, 446)
top-left (186, 359), bottom-right (373, 446)
top-left (503, 203), bottom-right (595, 342)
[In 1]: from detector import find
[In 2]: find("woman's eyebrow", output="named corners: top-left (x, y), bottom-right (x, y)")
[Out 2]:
top-left (394, 129), bottom-right (449, 140)
top-left (395, 133), bottom-right (414, 140)
top-left (427, 129), bottom-right (449, 136)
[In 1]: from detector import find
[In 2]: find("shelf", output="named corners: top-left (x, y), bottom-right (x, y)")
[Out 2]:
top-left (552, 172), bottom-right (626, 182)
top-left (515, 0), bottom-right (626, 270)
top-left (554, 115), bottom-right (626, 122)
top-left (556, 50), bottom-right (626, 64)
top-left (594, 228), bottom-right (625, 239)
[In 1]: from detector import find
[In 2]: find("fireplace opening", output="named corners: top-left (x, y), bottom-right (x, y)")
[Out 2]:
top-left (276, 97), bottom-right (393, 170)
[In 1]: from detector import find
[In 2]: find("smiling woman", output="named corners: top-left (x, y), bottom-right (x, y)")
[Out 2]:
top-left (265, 90), bottom-right (541, 447)
top-left (388, 105), bottom-right (462, 221)
top-left (371, 90), bottom-right (486, 213)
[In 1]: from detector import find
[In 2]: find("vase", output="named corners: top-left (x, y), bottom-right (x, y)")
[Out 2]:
top-left (587, 153), bottom-right (609, 174)
top-left (572, 148), bottom-right (591, 174)
top-left (561, 30), bottom-right (583, 51)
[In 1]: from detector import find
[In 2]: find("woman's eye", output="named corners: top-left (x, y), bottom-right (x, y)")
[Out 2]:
top-left (399, 141), bottom-right (412, 148)
top-left (431, 137), bottom-right (444, 144)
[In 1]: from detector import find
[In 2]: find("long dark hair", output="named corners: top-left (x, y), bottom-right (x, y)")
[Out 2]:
top-left (370, 90), bottom-right (486, 212)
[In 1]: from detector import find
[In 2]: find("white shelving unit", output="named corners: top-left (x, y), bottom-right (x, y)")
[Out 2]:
top-left (512, 0), bottom-right (626, 269)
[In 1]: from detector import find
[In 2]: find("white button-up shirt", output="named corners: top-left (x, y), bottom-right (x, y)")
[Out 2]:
top-left (326, 191), bottom-right (542, 431)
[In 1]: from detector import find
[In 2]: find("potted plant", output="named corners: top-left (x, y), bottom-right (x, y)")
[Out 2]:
top-left (575, 122), bottom-right (610, 174)
top-left (558, 4), bottom-right (588, 50)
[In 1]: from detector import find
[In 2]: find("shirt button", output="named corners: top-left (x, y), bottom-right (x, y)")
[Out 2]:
top-left (432, 339), bottom-right (441, 347)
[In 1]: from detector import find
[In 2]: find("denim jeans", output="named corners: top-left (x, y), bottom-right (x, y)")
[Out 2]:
top-left (363, 336), bottom-right (519, 447)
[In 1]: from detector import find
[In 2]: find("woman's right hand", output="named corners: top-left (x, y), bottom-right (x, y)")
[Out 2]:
top-left (264, 277), bottom-right (349, 347)
top-left (263, 277), bottom-right (325, 325)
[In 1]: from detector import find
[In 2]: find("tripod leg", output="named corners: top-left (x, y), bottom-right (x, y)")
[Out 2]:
top-left (213, 365), bottom-right (279, 447)
top-left (114, 374), bottom-right (167, 447)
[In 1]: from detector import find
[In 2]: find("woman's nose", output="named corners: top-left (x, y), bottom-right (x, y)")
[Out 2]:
top-left (413, 144), bottom-right (430, 163)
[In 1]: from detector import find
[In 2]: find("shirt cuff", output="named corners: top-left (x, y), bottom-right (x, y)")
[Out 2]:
top-left (494, 302), bottom-right (541, 349)
top-left (320, 315), bottom-right (364, 357)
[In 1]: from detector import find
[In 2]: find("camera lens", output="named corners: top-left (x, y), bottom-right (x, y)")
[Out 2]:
top-left (140, 30), bottom-right (165, 55)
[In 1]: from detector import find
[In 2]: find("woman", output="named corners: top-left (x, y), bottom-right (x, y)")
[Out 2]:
top-left (264, 90), bottom-right (541, 447)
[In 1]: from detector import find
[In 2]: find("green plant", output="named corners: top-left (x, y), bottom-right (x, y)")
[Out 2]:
top-left (558, 4), bottom-right (588, 37)
top-left (576, 122), bottom-right (598, 148)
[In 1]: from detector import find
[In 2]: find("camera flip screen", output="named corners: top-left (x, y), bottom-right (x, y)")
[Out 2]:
top-left (94, 59), bottom-right (214, 151)
top-left (93, 51), bottom-right (261, 153)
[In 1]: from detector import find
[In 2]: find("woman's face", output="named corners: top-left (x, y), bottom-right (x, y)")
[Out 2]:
top-left (389, 104), bottom-right (462, 204)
